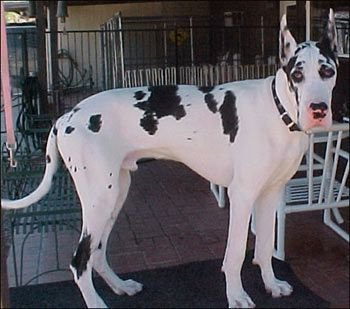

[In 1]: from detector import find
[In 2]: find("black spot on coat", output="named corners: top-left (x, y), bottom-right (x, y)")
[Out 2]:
top-left (316, 39), bottom-right (337, 65)
top-left (283, 56), bottom-right (298, 75)
top-left (219, 91), bottom-right (239, 143)
top-left (68, 107), bottom-right (81, 122)
top-left (46, 155), bottom-right (51, 164)
top-left (295, 42), bottom-right (309, 55)
top-left (140, 113), bottom-right (159, 135)
top-left (71, 233), bottom-right (91, 279)
top-left (65, 126), bottom-right (75, 134)
top-left (88, 114), bottom-right (102, 133)
top-left (134, 90), bottom-right (146, 100)
top-left (282, 56), bottom-right (299, 90)
top-left (134, 85), bottom-right (185, 135)
top-left (198, 86), bottom-right (218, 113)
top-left (204, 93), bottom-right (218, 113)
top-left (53, 126), bottom-right (58, 136)
top-left (198, 86), bottom-right (215, 93)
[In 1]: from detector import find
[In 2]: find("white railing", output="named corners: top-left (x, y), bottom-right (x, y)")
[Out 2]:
top-left (275, 123), bottom-right (350, 260)
top-left (123, 63), bottom-right (278, 88)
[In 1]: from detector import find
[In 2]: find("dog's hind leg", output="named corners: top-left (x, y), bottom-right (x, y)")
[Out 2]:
top-left (69, 161), bottom-right (141, 307)
top-left (252, 187), bottom-right (293, 298)
top-left (92, 169), bottom-right (143, 296)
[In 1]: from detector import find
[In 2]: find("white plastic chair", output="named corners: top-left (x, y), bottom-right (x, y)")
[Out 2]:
top-left (275, 122), bottom-right (349, 260)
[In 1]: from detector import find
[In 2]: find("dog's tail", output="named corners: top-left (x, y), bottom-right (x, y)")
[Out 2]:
top-left (1, 125), bottom-right (60, 210)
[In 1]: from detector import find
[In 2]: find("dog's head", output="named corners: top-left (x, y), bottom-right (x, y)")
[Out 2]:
top-left (279, 9), bottom-right (338, 131)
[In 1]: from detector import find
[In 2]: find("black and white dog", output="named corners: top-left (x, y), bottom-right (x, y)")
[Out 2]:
top-left (2, 10), bottom-right (338, 308)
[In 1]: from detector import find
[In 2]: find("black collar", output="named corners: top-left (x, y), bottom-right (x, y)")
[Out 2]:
top-left (271, 78), bottom-right (301, 132)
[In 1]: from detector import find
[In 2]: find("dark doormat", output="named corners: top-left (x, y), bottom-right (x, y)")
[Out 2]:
top-left (9, 251), bottom-right (329, 308)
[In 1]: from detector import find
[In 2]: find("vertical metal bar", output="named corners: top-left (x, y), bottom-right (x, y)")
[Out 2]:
top-left (101, 26), bottom-right (106, 90)
top-left (80, 31), bottom-right (84, 90)
top-left (307, 133), bottom-right (314, 205)
top-left (141, 30), bottom-right (145, 69)
top-left (305, 1), bottom-right (311, 41)
top-left (105, 24), bottom-right (110, 89)
top-left (22, 31), bottom-right (29, 77)
top-left (118, 13), bottom-right (125, 88)
top-left (13, 32), bottom-right (19, 86)
top-left (261, 16), bottom-right (264, 59)
top-left (326, 131), bottom-right (343, 204)
top-left (112, 19), bottom-right (117, 88)
top-left (336, 160), bottom-right (349, 202)
top-left (87, 32), bottom-right (91, 88)
top-left (46, 5), bottom-right (52, 95)
top-left (35, 229), bottom-right (44, 284)
top-left (175, 27), bottom-right (179, 84)
top-left (94, 31), bottom-right (98, 90)
top-left (190, 17), bottom-right (194, 66)
top-left (35, 0), bottom-right (48, 113)
top-left (163, 22), bottom-right (168, 67)
top-left (110, 21), bottom-right (115, 88)
top-left (10, 227), bottom-right (19, 287)
top-left (318, 132), bottom-right (333, 203)
top-left (107, 24), bottom-right (111, 89)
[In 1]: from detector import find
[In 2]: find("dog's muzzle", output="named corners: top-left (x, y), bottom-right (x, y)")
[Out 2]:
top-left (304, 101), bottom-right (331, 130)
top-left (309, 102), bottom-right (328, 120)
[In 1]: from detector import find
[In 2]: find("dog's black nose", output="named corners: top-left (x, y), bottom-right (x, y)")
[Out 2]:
top-left (310, 102), bottom-right (328, 112)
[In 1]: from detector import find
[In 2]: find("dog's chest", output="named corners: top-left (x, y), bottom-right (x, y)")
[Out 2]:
top-left (267, 133), bottom-right (308, 186)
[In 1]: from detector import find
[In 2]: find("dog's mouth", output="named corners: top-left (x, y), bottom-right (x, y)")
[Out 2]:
top-left (312, 111), bottom-right (327, 120)
top-left (299, 101), bottom-right (332, 131)
top-left (302, 112), bottom-right (332, 131)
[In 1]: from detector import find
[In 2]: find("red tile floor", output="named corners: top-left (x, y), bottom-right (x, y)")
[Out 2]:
top-left (6, 160), bottom-right (349, 308)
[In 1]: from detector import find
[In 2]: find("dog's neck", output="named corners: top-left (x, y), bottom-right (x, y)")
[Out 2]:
top-left (274, 68), bottom-right (299, 128)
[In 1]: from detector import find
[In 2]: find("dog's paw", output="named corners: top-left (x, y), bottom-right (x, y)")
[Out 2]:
top-left (114, 279), bottom-right (143, 296)
top-left (265, 279), bottom-right (293, 298)
top-left (228, 290), bottom-right (256, 308)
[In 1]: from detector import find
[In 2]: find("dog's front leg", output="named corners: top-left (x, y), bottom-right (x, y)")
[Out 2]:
top-left (253, 187), bottom-right (293, 298)
top-left (222, 185), bottom-right (256, 308)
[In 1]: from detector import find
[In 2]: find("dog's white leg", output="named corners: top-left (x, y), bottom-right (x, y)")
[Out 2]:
top-left (222, 185), bottom-right (256, 308)
top-left (70, 231), bottom-right (108, 308)
top-left (92, 169), bottom-right (143, 296)
top-left (253, 187), bottom-right (293, 298)
top-left (69, 158), bottom-right (137, 308)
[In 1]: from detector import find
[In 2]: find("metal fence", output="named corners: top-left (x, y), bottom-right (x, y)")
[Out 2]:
top-left (101, 13), bottom-right (279, 88)
top-left (123, 62), bottom-right (278, 88)
top-left (6, 25), bottom-right (38, 95)
top-left (4, 13), bottom-right (349, 105)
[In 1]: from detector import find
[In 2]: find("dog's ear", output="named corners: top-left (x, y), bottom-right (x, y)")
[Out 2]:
top-left (279, 14), bottom-right (297, 66)
top-left (317, 8), bottom-right (338, 65)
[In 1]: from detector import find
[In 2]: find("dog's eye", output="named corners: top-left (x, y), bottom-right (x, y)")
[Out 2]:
top-left (291, 70), bottom-right (303, 83)
top-left (319, 66), bottom-right (335, 79)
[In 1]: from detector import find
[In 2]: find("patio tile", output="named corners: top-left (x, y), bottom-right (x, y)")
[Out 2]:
top-left (5, 160), bottom-right (349, 308)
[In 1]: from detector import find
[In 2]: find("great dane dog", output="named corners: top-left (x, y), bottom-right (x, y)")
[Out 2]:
top-left (2, 10), bottom-right (338, 308)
